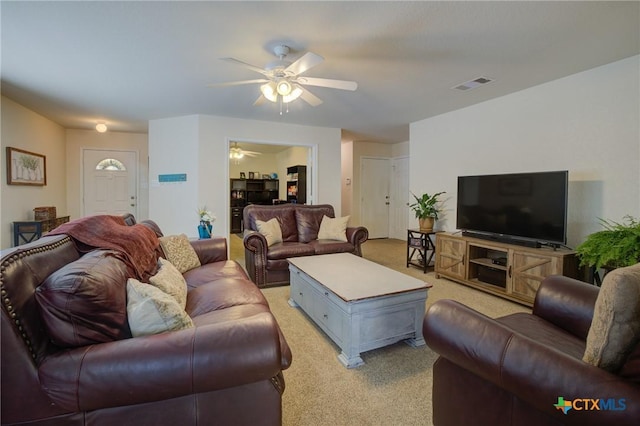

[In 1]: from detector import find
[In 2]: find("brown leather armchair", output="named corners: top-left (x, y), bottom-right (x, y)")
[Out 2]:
top-left (243, 204), bottom-right (368, 287)
top-left (423, 274), bottom-right (640, 426)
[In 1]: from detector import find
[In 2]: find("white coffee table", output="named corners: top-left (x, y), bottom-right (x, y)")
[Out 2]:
top-left (288, 253), bottom-right (431, 368)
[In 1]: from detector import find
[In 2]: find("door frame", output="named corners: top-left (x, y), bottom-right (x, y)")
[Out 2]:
top-left (81, 148), bottom-right (139, 218)
top-left (224, 138), bottom-right (318, 239)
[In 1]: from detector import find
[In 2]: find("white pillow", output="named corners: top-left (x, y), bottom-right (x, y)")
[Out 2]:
top-left (256, 218), bottom-right (283, 246)
top-left (318, 215), bottom-right (350, 242)
top-left (126, 278), bottom-right (194, 337)
top-left (149, 258), bottom-right (188, 309)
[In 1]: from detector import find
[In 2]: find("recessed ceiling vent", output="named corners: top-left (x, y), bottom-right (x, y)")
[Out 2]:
top-left (452, 76), bottom-right (494, 91)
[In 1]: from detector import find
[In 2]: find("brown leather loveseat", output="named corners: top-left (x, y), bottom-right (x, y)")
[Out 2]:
top-left (1, 215), bottom-right (291, 426)
top-left (423, 270), bottom-right (640, 425)
top-left (243, 204), bottom-right (368, 288)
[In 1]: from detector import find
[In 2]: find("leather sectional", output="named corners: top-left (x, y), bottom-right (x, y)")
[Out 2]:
top-left (1, 216), bottom-right (291, 425)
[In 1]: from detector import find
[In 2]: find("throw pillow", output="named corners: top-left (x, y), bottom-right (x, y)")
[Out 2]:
top-left (149, 258), bottom-right (188, 309)
top-left (318, 215), bottom-right (350, 242)
top-left (126, 278), bottom-right (194, 337)
top-left (35, 250), bottom-right (131, 347)
top-left (583, 263), bottom-right (640, 372)
top-left (158, 234), bottom-right (201, 273)
top-left (256, 218), bottom-right (283, 246)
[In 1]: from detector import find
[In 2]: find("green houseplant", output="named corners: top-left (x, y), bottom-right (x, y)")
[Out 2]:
top-left (409, 191), bottom-right (445, 232)
top-left (575, 215), bottom-right (640, 270)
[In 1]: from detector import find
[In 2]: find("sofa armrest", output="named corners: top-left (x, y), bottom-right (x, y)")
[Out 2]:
top-left (424, 300), bottom-right (640, 425)
top-left (39, 312), bottom-right (283, 412)
top-left (346, 226), bottom-right (368, 256)
top-left (243, 231), bottom-right (268, 286)
top-left (533, 275), bottom-right (599, 340)
top-left (190, 236), bottom-right (228, 264)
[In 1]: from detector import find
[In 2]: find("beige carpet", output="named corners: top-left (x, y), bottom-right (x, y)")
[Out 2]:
top-left (230, 236), bottom-right (529, 425)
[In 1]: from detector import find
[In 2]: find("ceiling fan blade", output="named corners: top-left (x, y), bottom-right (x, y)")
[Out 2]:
top-left (297, 76), bottom-right (358, 91)
top-left (208, 79), bottom-right (269, 88)
top-left (253, 94), bottom-right (268, 106)
top-left (285, 52), bottom-right (324, 76)
top-left (299, 87), bottom-right (323, 107)
top-left (220, 57), bottom-right (268, 75)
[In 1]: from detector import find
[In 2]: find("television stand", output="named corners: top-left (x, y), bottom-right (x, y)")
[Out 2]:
top-left (435, 233), bottom-right (578, 307)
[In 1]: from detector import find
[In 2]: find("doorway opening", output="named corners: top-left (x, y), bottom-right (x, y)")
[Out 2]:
top-left (227, 140), bottom-right (315, 265)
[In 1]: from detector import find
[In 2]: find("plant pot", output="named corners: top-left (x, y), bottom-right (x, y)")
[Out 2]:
top-left (419, 217), bottom-right (435, 232)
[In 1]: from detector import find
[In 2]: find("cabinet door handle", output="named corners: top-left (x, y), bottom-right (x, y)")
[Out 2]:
top-left (323, 314), bottom-right (328, 319)
top-left (508, 265), bottom-right (512, 278)
top-left (324, 292), bottom-right (329, 297)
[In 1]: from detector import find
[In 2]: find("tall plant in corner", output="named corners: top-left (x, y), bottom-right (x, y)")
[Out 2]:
top-left (576, 215), bottom-right (640, 270)
top-left (409, 191), bottom-right (445, 232)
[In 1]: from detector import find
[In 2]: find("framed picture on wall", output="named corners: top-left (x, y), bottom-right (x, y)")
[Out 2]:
top-left (6, 147), bottom-right (47, 186)
top-left (240, 172), bottom-right (246, 179)
top-left (248, 172), bottom-right (255, 179)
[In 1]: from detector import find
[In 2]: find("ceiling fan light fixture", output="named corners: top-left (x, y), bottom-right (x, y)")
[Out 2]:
top-left (229, 146), bottom-right (244, 160)
top-left (283, 85), bottom-right (303, 103)
top-left (260, 82), bottom-right (278, 102)
top-left (276, 80), bottom-right (292, 96)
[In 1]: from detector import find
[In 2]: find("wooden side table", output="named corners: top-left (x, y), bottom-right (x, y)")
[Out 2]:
top-left (407, 229), bottom-right (437, 273)
top-left (13, 216), bottom-right (70, 246)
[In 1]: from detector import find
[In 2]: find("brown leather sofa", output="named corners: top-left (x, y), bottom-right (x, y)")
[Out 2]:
top-left (423, 274), bottom-right (640, 425)
top-left (1, 216), bottom-right (292, 426)
top-left (243, 204), bottom-right (368, 287)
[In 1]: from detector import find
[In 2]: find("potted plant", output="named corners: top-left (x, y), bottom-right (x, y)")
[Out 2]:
top-left (576, 215), bottom-right (640, 270)
top-left (409, 191), bottom-right (446, 232)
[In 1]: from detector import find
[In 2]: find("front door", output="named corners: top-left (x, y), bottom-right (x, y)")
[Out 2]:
top-left (83, 149), bottom-right (138, 217)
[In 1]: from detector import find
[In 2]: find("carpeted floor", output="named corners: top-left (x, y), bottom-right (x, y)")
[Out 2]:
top-left (229, 235), bottom-right (529, 425)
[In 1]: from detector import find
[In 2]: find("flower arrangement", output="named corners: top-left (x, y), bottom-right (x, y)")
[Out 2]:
top-left (197, 206), bottom-right (216, 223)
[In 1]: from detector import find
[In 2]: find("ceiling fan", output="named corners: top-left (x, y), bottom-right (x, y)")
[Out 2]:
top-left (209, 45), bottom-right (357, 108)
top-left (229, 142), bottom-right (260, 161)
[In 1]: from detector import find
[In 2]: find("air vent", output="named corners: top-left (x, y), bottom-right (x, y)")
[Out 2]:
top-left (452, 76), bottom-right (494, 91)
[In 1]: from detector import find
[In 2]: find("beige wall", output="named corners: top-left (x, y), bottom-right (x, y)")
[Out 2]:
top-left (65, 129), bottom-right (149, 221)
top-left (410, 55), bottom-right (640, 247)
top-left (1, 96), bottom-right (67, 249)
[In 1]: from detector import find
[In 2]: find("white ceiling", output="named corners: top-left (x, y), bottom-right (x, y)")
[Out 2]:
top-left (2, 1), bottom-right (638, 144)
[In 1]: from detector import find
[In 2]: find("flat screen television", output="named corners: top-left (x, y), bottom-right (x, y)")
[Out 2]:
top-left (456, 171), bottom-right (568, 247)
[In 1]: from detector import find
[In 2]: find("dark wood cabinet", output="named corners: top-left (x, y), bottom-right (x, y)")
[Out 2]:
top-left (286, 165), bottom-right (306, 204)
top-left (230, 178), bottom-right (279, 232)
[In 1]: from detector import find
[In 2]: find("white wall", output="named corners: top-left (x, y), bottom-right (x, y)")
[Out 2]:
top-left (1, 96), bottom-right (67, 249)
top-left (149, 115), bottom-right (341, 238)
top-left (410, 55), bottom-right (640, 247)
top-left (66, 129), bottom-right (149, 221)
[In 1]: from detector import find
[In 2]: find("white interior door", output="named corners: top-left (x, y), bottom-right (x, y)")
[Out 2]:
top-left (360, 157), bottom-right (390, 239)
top-left (83, 149), bottom-right (138, 217)
top-left (389, 156), bottom-right (409, 239)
